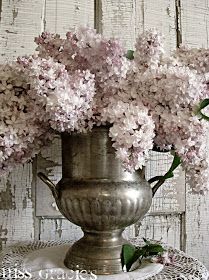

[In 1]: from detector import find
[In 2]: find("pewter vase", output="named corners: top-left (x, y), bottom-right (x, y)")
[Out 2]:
top-left (38, 127), bottom-right (153, 275)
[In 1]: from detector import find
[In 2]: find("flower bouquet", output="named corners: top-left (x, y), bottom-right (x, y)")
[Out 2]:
top-left (1, 26), bottom-right (209, 193)
top-left (1, 26), bottom-right (209, 274)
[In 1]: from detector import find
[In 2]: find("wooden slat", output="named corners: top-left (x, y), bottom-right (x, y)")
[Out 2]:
top-left (180, 0), bottom-right (209, 269)
top-left (44, 0), bottom-right (94, 35)
top-left (137, 214), bottom-right (182, 249)
top-left (39, 218), bottom-right (83, 242)
top-left (39, 215), bottom-right (181, 247)
top-left (147, 152), bottom-right (185, 213)
top-left (97, 0), bottom-right (136, 49)
top-left (0, 0), bottom-right (45, 249)
top-left (181, 0), bottom-right (209, 48)
top-left (0, 165), bottom-right (34, 249)
top-left (98, 0), bottom-right (176, 50)
top-left (0, 0), bottom-right (44, 63)
top-left (135, 0), bottom-right (177, 52)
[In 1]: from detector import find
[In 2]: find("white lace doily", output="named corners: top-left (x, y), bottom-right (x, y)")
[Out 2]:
top-left (0, 238), bottom-right (208, 280)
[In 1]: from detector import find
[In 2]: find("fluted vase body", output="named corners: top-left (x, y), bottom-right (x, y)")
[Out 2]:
top-left (41, 127), bottom-right (152, 275)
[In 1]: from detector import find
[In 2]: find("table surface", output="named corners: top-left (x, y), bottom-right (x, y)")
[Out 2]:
top-left (0, 239), bottom-right (209, 280)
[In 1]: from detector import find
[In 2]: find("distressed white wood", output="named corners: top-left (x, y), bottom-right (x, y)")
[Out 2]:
top-left (39, 215), bottom-right (180, 248)
top-left (0, 0), bottom-right (45, 249)
top-left (99, 0), bottom-right (176, 51)
top-left (134, 0), bottom-right (185, 214)
top-left (181, 0), bottom-right (209, 48)
top-left (98, 0), bottom-right (185, 226)
top-left (40, 218), bottom-right (83, 242)
top-left (135, 0), bottom-right (177, 52)
top-left (0, 0), bottom-right (44, 63)
top-left (0, 164), bottom-right (34, 250)
top-left (0, 0), bottom-right (95, 248)
top-left (44, 0), bottom-right (94, 36)
top-left (138, 214), bottom-right (182, 249)
top-left (181, 1), bottom-right (209, 268)
top-left (99, 0), bottom-right (184, 214)
top-left (147, 152), bottom-right (185, 213)
top-left (98, 0), bottom-right (136, 48)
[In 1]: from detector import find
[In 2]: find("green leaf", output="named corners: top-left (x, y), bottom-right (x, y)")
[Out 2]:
top-left (121, 241), bottom-right (166, 272)
top-left (144, 244), bottom-right (165, 254)
top-left (199, 99), bottom-right (209, 110)
top-left (121, 244), bottom-right (136, 271)
top-left (126, 50), bottom-right (134, 60)
top-left (195, 99), bottom-right (209, 121)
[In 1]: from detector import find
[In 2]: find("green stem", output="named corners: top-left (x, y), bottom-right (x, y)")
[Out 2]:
top-left (152, 179), bottom-right (166, 196)
top-left (148, 176), bottom-right (163, 184)
top-left (149, 153), bottom-right (181, 196)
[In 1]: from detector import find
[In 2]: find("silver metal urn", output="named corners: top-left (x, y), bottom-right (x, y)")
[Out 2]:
top-left (38, 127), bottom-right (153, 275)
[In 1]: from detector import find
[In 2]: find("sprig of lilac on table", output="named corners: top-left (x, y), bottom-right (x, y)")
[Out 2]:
top-left (1, 26), bottom-right (209, 193)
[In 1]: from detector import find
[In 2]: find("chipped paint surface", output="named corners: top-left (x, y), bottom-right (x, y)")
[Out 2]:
top-left (0, 0), bottom-right (45, 63)
top-left (0, 0), bottom-right (209, 271)
top-left (0, 180), bottom-right (15, 210)
top-left (12, 7), bottom-right (18, 24)
top-left (0, 164), bottom-right (34, 249)
top-left (40, 218), bottom-right (83, 242)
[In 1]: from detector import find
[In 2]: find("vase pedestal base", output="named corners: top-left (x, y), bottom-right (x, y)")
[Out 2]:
top-left (64, 229), bottom-right (128, 275)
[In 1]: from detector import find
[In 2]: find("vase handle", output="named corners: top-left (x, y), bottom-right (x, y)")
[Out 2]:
top-left (37, 172), bottom-right (59, 199)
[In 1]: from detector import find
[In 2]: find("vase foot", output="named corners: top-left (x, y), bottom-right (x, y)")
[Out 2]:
top-left (64, 229), bottom-right (129, 275)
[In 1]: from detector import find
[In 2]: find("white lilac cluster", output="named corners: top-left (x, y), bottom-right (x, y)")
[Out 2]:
top-left (101, 100), bottom-right (155, 171)
top-left (145, 72), bottom-right (209, 193)
top-left (134, 29), bottom-right (165, 72)
top-left (1, 26), bottom-right (209, 193)
top-left (34, 26), bottom-right (130, 114)
top-left (18, 56), bottom-right (96, 133)
top-left (0, 64), bottom-right (53, 173)
top-left (174, 46), bottom-right (209, 76)
top-left (152, 252), bottom-right (175, 266)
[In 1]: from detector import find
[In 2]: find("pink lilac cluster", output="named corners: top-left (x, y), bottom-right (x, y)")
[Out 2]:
top-left (131, 65), bottom-right (209, 193)
top-left (134, 29), bottom-right (165, 72)
top-left (1, 26), bottom-right (209, 193)
top-left (174, 46), bottom-right (209, 76)
top-left (0, 55), bottom-right (96, 172)
top-left (33, 26), bottom-right (155, 170)
top-left (34, 26), bottom-right (130, 116)
top-left (18, 56), bottom-right (96, 133)
top-left (0, 63), bottom-right (53, 173)
top-left (117, 31), bottom-right (209, 193)
top-left (101, 100), bottom-right (155, 171)
top-left (152, 252), bottom-right (175, 266)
